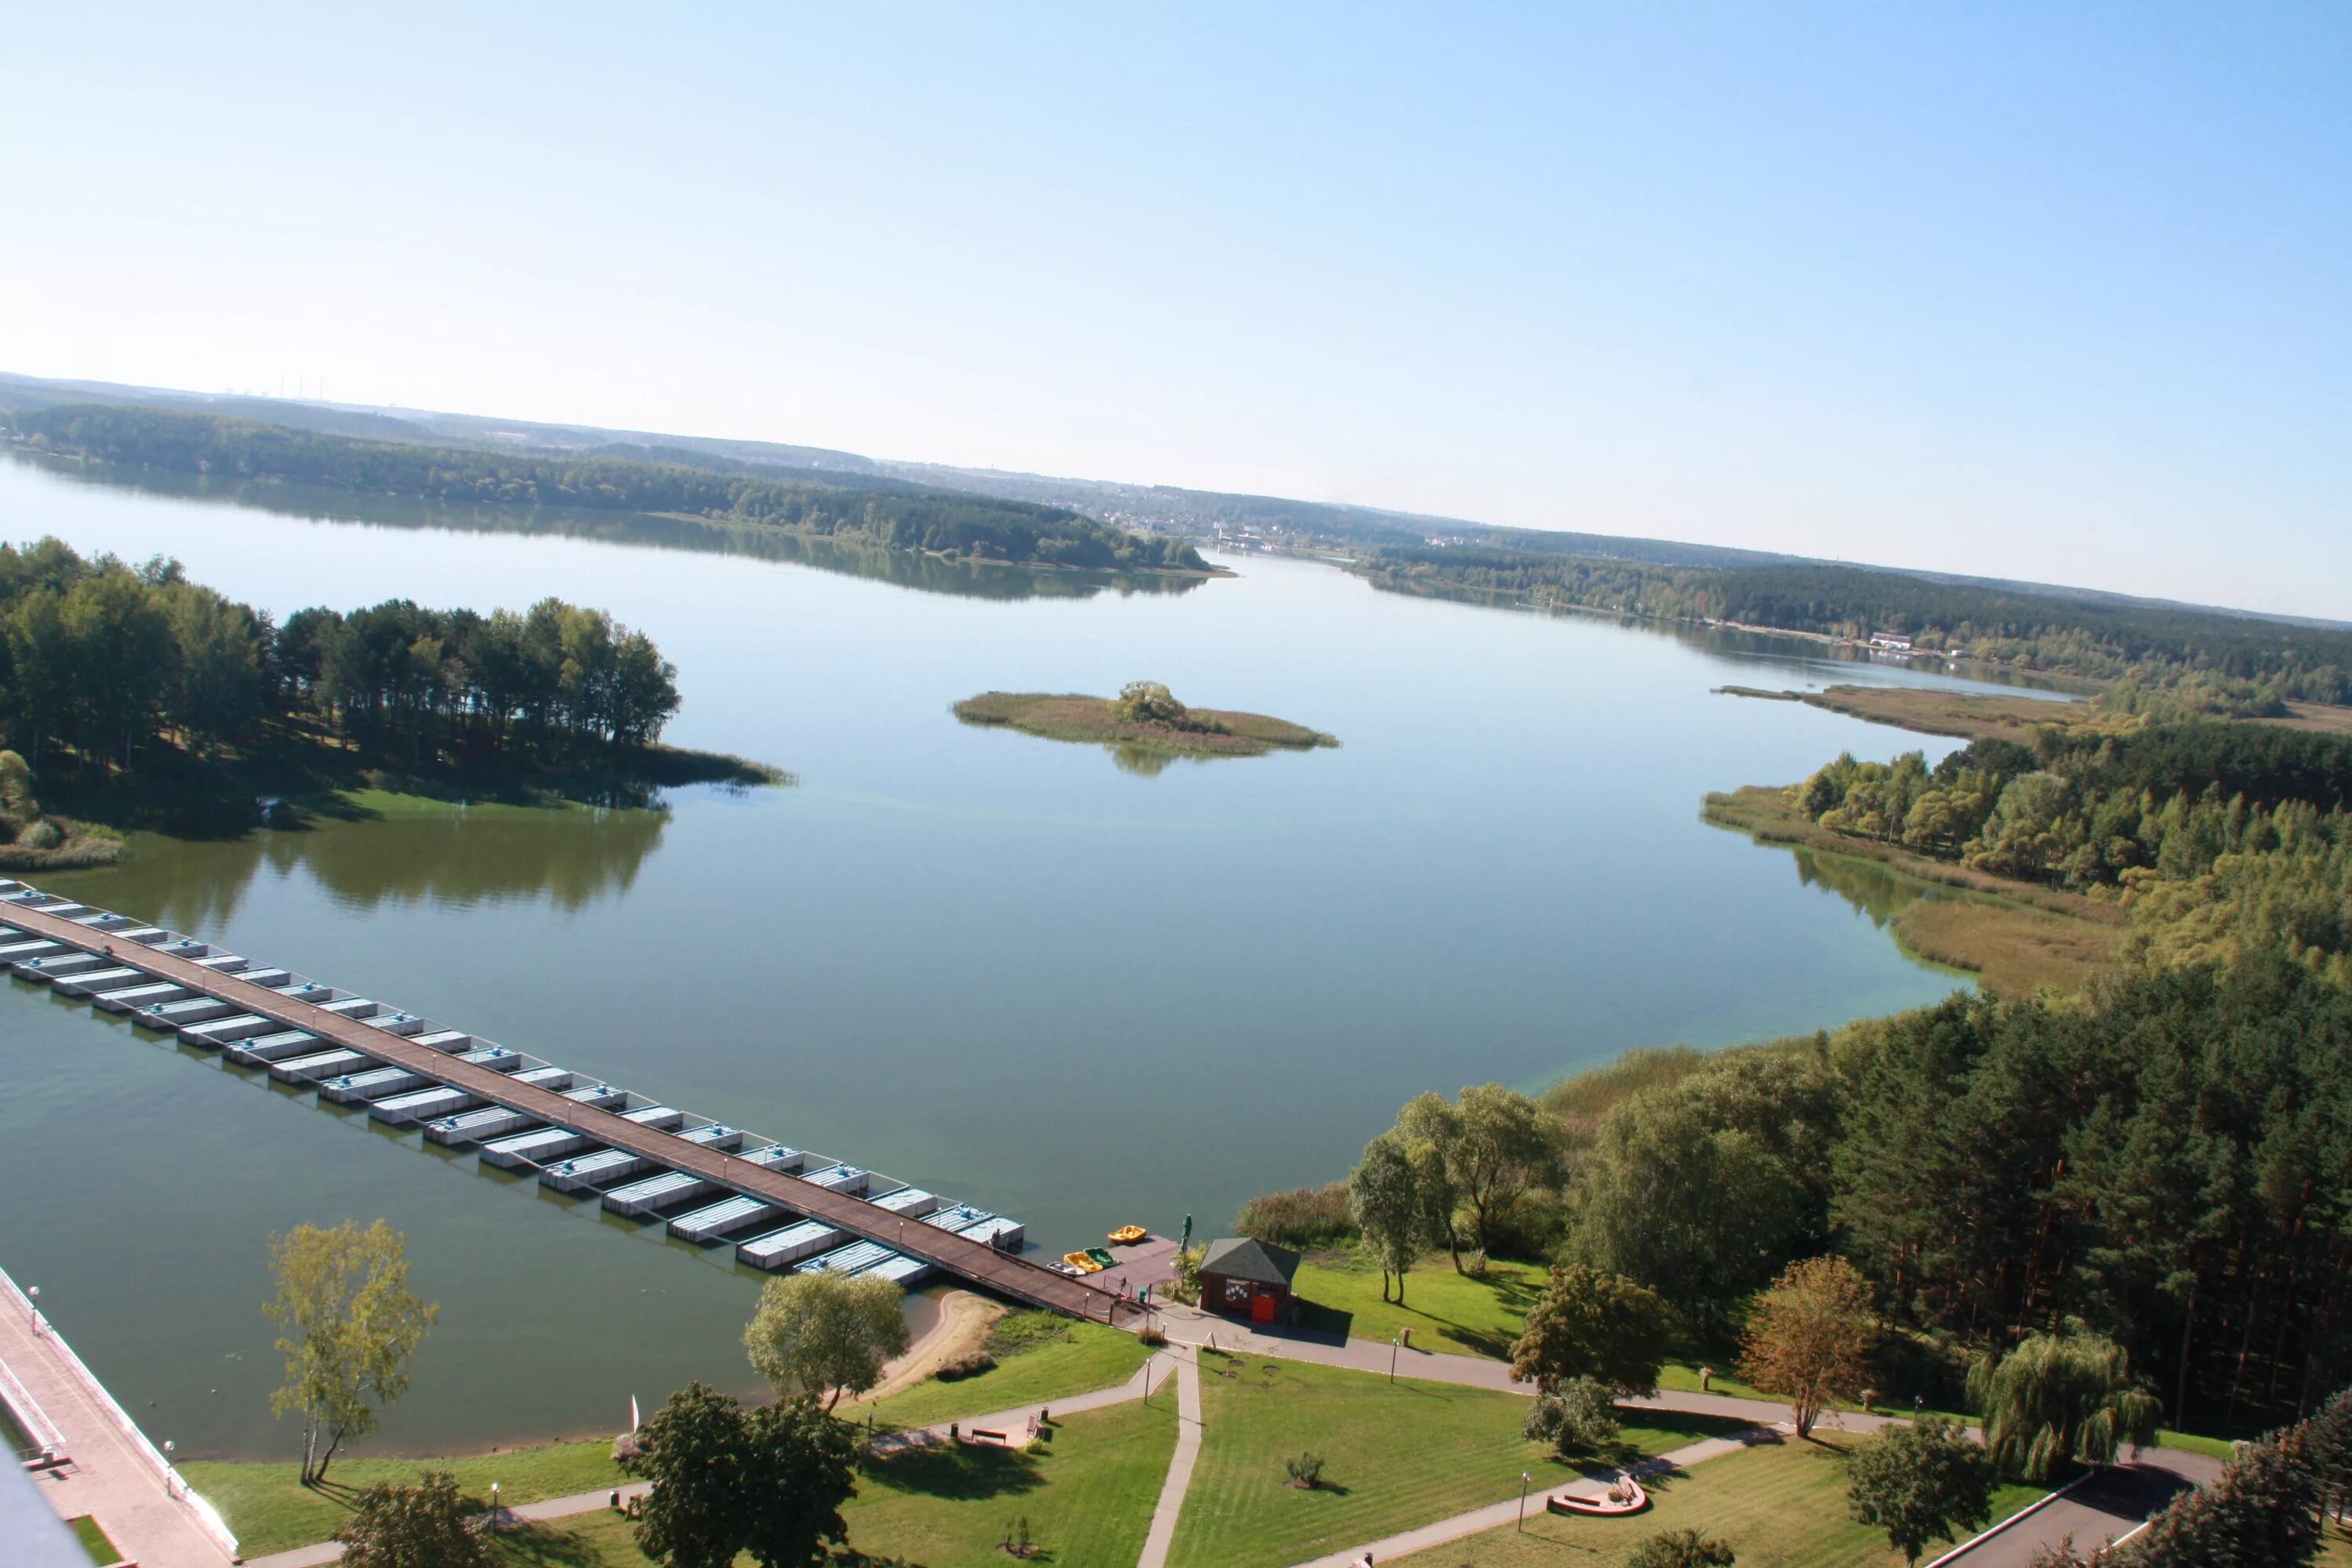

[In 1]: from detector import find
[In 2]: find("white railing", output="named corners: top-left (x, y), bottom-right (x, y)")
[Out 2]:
top-left (0, 1348), bottom-right (71, 1461)
top-left (0, 1265), bottom-right (242, 1562)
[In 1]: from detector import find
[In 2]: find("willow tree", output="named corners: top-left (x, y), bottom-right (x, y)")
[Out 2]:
top-left (1967, 1331), bottom-right (2161, 1483)
top-left (265, 1221), bottom-right (438, 1484)
top-left (743, 1271), bottom-right (909, 1412)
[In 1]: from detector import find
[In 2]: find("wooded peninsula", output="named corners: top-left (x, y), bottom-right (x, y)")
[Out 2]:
top-left (0, 535), bottom-right (781, 864)
top-left (954, 683), bottom-right (1338, 759)
top-left (6, 403), bottom-right (1214, 576)
top-left (1351, 543), bottom-right (2352, 718)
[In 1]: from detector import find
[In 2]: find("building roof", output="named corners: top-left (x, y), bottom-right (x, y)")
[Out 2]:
top-left (1201, 1236), bottom-right (1301, 1287)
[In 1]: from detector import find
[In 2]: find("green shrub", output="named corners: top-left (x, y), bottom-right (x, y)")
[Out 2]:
top-left (1235, 1182), bottom-right (1359, 1249)
top-left (986, 1312), bottom-right (1073, 1358)
top-left (1627, 1528), bottom-right (1737, 1568)
top-left (18, 819), bottom-right (62, 851)
top-left (1523, 1376), bottom-right (1621, 1457)
top-left (1283, 1451), bottom-right (1326, 1489)
top-left (933, 1351), bottom-right (996, 1382)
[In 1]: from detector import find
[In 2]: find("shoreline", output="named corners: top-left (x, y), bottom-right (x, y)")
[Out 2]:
top-left (1701, 785), bottom-right (2123, 996)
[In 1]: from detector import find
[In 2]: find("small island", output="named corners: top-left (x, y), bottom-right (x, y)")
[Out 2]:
top-left (954, 683), bottom-right (1338, 761)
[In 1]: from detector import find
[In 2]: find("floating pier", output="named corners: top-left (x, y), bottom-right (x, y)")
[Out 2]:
top-left (2, 882), bottom-right (1131, 1321)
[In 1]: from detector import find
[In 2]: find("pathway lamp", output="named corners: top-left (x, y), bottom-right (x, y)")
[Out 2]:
top-left (163, 1439), bottom-right (178, 1497)
top-left (1389, 1330), bottom-right (1403, 1384)
top-left (27, 1284), bottom-right (39, 1335)
top-left (1518, 1471), bottom-right (1531, 1532)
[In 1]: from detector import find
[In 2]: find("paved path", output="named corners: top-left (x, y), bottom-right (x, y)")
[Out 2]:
top-left (0, 893), bottom-right (1139, 1327)
top-left (1287, 1422), bottom-right (1788, 1568)
top-left (1135, 1347), bottom-right (1203, 1568)
top-left (1940, 1449), bottom-right (2219, 1567)
top-left (247, 1352), bottom-right (1191, 1568)
top-left (0, 1270), bottom-right (238, 1568)
top-left (1142, 1301), bottom-right (2225, 1566)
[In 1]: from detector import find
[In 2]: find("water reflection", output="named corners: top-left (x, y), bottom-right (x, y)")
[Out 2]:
top-left (1786, 846), bottom-right (1926, 930)
top-left (5, 454), bottom-right (1208, 604)
top-left (43, 804), bottom-right (667, 929)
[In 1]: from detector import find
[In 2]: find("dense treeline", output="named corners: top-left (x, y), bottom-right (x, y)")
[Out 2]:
top-left (0, 536), bottom-right (681, 775)
top-left (10, 404), bottom-right (1210, 574)
top-left (1793, 723), bottom-right (2352, 984)
top-left (1828, 960), bottom-right (2352, 1436)
top-left (1288, 958), bottom-right (2352, 1436)
top-left (1350, 546), bottom-right (2352, 707)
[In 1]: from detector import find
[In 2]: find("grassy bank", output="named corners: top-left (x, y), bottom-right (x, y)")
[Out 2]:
top-left (846, 1397), bottom-right (1175, 1567)
top-left (0, 815), bottom-right (124, 871)
top-left (858, 1315), bottom-right (1154, 1432)
top-left (1292, 1253), bottom-right (1546, 1359)
top-left (25, 717), bottom-right (787, 841)
top-left (953, 691), bottom-right (1338, 758)
top-left (1386, 1430), bottom-right (2046, 1568)
top-left (1703, 785), bottom-right (2121, 996)
top-left (183, 1439), bottom-right (626, 1559)
top-left (1167, 1354), bottom-right (1749, 1568)
top-left (185, 1318), bottom-right (1148, 1558)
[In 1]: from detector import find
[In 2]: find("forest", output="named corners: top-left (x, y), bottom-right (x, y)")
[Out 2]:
top-left (0, 536), bottom-right (684, 786)
top-left (1348, 544), bottom-right (2352, 707)
top-left (1788, 722), bottom-right (2352, 985)
top-left (1249, 956), bottom-right (2351, 1438)
top-left (5, 404), bottom-right (1210, 575)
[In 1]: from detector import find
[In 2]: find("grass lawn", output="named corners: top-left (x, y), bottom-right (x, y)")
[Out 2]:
top-left (1167, 1352), bottom-right (1751, 1568)
top-left (1385, 1431), bottom-right (2045, 1568)
top-left (844, 1398), bottom-right (1174, 1566)
top-left (856, 1316), bottom-right (1154, 1432)
top-left (67, 1515), bottom-right (123, 1565)
top-left (182, 1438), bottom-right (626, 1559)
top-left (464, 1400), bottom-right (1174, 1568)
top-left (1291, 1254), bottom-right (1545, 1359)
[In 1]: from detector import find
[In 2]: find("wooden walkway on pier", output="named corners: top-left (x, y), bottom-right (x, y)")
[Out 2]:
top-left (2, 902), bottom-right (1140, 1327)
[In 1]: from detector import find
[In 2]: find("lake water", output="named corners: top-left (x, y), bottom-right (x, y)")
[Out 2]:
top-left (0, 456), bottom-right (2038, 1457)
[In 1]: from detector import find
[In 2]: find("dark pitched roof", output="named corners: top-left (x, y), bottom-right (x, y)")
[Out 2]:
top-left (1201, 1236), bottom-right (1301, 1287)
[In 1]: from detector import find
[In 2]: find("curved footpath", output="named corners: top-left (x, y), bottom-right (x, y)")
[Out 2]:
top-left (238, 1304), bottom-right (2220, 1568)
top-left (1141, 1300), bottom-right (2222, 1568)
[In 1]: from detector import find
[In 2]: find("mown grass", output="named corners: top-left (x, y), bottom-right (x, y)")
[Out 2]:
top-left (183, 1439), bottom-right (626, 1559)
top-left (844, 1397), bottom-right (1175, 1567)
top-left (1293, 1253), bottom-right (1546, 1361)
top-left (857, 1316), bottom-right (1153, 1432)
top-left (67, 1514), bottom-right (123, 1565)
top-left (1166, 1352), bottom-right (1750, 1568)
top-left (1384, 1430), bottom-right (2045, 1568)
top-left (391, 1402), bottom-right (1174, 1568)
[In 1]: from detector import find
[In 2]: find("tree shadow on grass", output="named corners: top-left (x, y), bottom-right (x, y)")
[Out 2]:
top-left (491, 1521), bottom-right (604, 1567)
top-left (1566, 1414), bottom-right (1778, 1475)
top-left (1296, 1265), bottom-right (1545, 1359)
top-left (863, 1441), bottom-right (1048, 1503)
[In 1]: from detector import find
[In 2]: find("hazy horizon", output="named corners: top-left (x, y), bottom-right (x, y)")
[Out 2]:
top-left (3, 5), bottom-right (2346, 615)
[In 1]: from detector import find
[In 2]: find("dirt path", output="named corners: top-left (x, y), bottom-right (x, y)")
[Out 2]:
top-left (840, 1290), bottom-right (1007, 1411)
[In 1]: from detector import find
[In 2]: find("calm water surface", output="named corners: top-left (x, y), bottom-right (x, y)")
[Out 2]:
top-left (1, 457), bottom-right (2027, 1456)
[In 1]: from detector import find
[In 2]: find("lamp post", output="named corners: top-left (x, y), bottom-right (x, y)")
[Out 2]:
top-left (1518, 1471), bottom-right (1531, 1532)
top-left (27, 1284), bottom-right (40, 1336)
top-left (491, 1482), bottom-right (502, 1526)
top-left (1389, 1330), bottom-right (1402, 1384)
top-left (164, 1440), bottom-right (178, 1498)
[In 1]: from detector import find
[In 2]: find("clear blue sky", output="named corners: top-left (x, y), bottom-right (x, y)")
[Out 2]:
top-left (3, 5), bottom-right (2346, 615)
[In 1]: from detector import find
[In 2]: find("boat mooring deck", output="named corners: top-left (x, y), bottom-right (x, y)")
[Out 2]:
top-left (2, 889), bottom-right (1127, 1322)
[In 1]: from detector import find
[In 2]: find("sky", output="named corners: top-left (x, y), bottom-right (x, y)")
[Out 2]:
top-left (2, 4), bottom-right (2347, 616)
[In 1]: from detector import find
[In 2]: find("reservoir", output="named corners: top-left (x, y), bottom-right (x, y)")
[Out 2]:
top-left (0, 455), bottom-right (2035, 1456)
